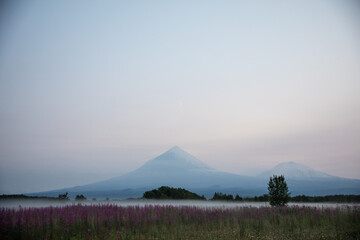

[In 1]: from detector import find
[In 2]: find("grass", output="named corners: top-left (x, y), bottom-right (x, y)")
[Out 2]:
top-left (1, 204), bottom-right (359, 239)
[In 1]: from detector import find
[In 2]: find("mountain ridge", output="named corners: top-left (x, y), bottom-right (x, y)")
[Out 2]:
top-left (64, 146), bottom-right (256, 191)
top-left (30, 146), bottom-right (360, 199)
top-left (258, 161), bottom-right (336, 179)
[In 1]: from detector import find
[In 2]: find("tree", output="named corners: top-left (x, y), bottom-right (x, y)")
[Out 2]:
top-left (58, 192), bottom-right (69, 200)
top-left (211, 192), bottom-right (234, 201)
top-left (75, 194), bottom-right (86, 201)
top-left (268, 175), bottom-right (290, 206)
top-left (235, 194), bottom-right (243, 201)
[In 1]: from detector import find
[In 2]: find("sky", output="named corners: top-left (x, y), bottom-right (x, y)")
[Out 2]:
top-left (0, 0), bottom-right (359, 194)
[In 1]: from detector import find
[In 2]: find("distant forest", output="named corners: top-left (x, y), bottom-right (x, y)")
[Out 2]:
top-left (142, 187), bottom-right (360, 202)
top-left (1, 192), bottom-right (360, 203)
top-left (212, 193), bottom-right (360, 203)
top-left (0, 194), bottom-right (68, 201)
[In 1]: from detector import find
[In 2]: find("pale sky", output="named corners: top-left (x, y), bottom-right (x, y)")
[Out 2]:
top-left (0, 0), bottom-right (359, 193)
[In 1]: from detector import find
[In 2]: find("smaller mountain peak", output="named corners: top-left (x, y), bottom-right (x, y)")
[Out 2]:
top-left (277, 161), bottom-right (302, 167)
top-left (259, 161), bottom-right (333, 179)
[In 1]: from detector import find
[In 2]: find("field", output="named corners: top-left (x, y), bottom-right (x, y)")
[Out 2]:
top-left (1, 204), bottom-right (359, 240)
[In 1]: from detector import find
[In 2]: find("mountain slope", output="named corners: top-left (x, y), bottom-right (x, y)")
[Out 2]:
top-left (258, 161), bottom-right (360, 196)
top-left (70, 146), bottom-right (261, 191)
top-left (258, 161), bottom-right (335, 179)
top-left (32, 147), bottom-right (360, 199)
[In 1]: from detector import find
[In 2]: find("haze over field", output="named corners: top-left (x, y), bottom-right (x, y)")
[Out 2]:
top-left (0, 0), bottom-right (360, 194)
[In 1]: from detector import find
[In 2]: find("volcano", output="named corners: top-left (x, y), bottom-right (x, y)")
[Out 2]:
top-left (32, 146), bottom-right (360, 199)
top-left (69, 146), bottom-right (259, 191)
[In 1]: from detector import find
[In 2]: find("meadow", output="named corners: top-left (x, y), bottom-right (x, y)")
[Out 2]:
top-left (1, 203), bottom-right (359, 240)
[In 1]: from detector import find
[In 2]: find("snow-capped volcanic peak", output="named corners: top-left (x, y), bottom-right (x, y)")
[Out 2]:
top-left (259, 161), bottom-right (334, 179)
top-left (138, 146), bottom-right (214, 172)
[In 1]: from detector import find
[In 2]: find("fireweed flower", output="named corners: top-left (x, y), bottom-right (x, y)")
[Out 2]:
top-left (0, 204), bottom-right (359, 239)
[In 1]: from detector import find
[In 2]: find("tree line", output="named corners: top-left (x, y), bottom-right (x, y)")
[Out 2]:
top-left (2, 176), bottom-right (359, 204)
top-left (210, 193), bottom-right (360, 203)
top-left (3, 193), bottom-right (359, 203)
